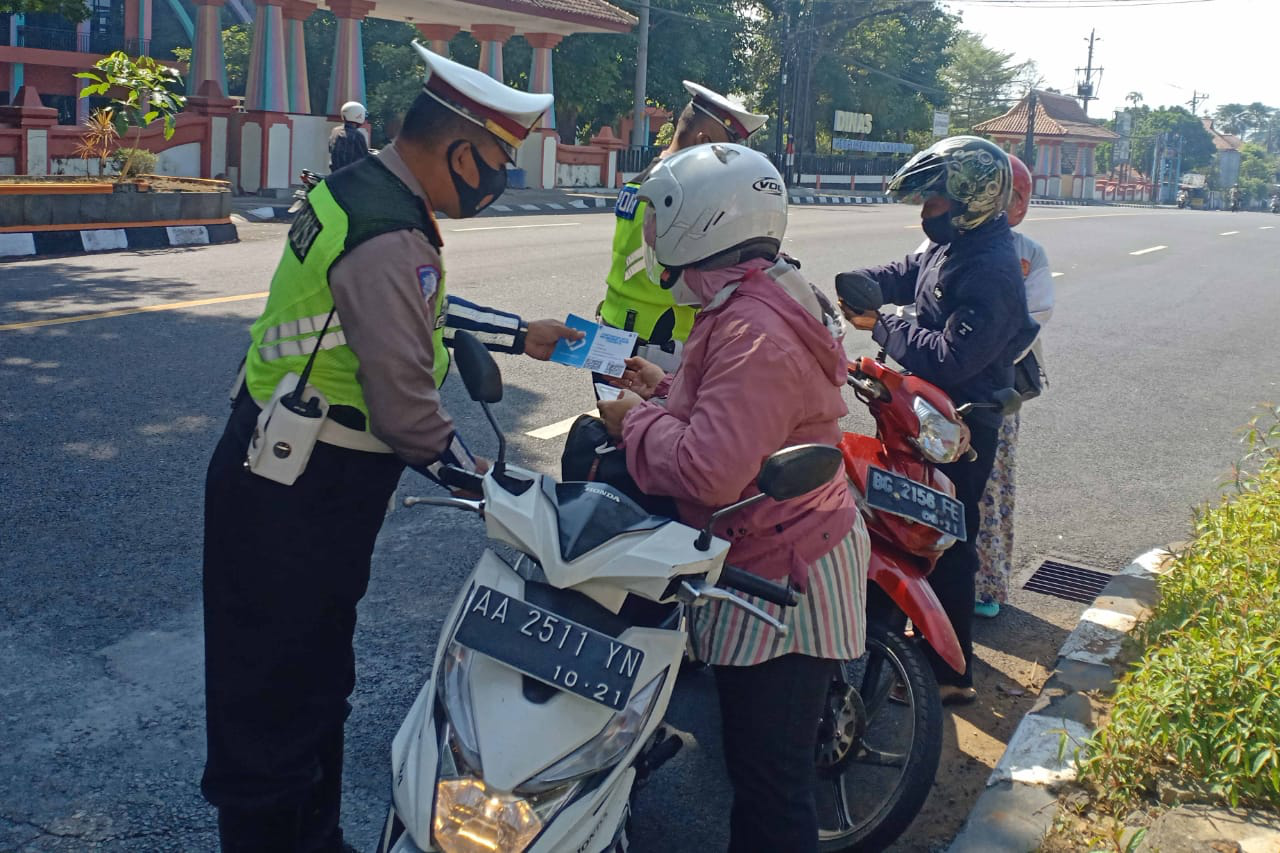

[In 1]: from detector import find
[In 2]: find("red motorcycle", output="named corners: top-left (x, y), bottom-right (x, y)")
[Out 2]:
top-left (814, 276), bottom-right (975, 852)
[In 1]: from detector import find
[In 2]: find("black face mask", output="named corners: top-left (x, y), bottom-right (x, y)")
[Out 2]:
top-left (447, 140), bottom-right (507, 218)
top-left (921, 211), bottom-right (957, 245)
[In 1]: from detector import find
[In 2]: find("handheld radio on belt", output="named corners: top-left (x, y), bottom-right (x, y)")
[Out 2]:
top-left (244, 309), bottom-right (336, 485)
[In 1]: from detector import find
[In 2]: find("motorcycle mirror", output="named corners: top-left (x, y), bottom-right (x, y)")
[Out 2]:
top-left (993, 387), bottom-right (1022, 417)
top-left (453, 331), bottom-right (503, 404)
top-left (694, 444), bottom-right (843, 551)
top-left (757, 444), bottom-right (844, 502)
top-left (834, 272), bottom-right (884, 313)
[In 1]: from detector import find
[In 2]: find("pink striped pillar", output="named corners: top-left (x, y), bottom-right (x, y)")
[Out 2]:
top-left (326, 0), bottom-right (374, 116)
top-left (525, 32), bottom-right (560, 130)
top-left (282, 0), bottom-right (315, 114)
top-left (472, 24), bottom-right (513, 81)
top-left (415, 23), bottom-right (459, 58)
top-left (244, 0), bottom-right (289, 112)
top-left (188, 0), bottom-right (226, 97)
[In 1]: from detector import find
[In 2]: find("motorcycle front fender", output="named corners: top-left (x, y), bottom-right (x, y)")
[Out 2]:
top-left (868, 549), bottom-right (966, 675)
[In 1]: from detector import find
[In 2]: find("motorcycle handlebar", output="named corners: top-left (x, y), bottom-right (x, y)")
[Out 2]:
top-left (718, 566), bottom-right (798, 607)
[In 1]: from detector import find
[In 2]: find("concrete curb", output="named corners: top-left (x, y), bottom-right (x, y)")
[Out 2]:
top-left (946, 547), bottom-right (1175, 853)
top-left (488, 196), bottom-right (615, 214)
top-left (788, 194), bottom-right (891, 206)
top-left (0, 222), bottom-right (239, 262)
top-left (234, 191), bottom-right (896, 222)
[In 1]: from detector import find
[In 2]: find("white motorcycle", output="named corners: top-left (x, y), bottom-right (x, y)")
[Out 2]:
top-left (377, 331), bottom-right (843, 853)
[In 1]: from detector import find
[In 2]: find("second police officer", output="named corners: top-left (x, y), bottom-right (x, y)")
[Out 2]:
top-left (595, 82), bottom-right (768, 381)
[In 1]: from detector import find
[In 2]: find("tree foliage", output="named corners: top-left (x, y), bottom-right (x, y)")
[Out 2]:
top-left (941, 30), bottom-right (1037, 133)
top-left (1124, 105), bottom-right (1215, 175)
top-left (1213, 102), bottom-right (1279, 155)
top-left (171, 25), bottom-right (251, 97)
top-left (75, 51), bottom-right (186, 178)
top-left (0, 0), bottom-right (88, 22)
top-left (1237, 143), bottom-right (1279, 202)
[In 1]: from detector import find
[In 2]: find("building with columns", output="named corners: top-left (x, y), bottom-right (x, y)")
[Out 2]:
top-left (1, 0), bottom-right (633, 191)
top-left (974, 89), bottom-right (1119, 201)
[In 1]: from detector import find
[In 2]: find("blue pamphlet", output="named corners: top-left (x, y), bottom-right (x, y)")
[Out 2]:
top-left (549, 314), bottom-right (638, 378)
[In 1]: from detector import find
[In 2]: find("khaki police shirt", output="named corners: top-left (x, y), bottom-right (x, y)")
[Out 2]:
top-left (328, 143), bottom-right (453, 466)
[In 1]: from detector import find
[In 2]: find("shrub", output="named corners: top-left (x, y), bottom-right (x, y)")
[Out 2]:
top-left (73, 108), bottom-right (119, 177)
top-left (112, 148), bottom-right (158, 178)
top-left (1080, 406), bottom-right (1280, 810)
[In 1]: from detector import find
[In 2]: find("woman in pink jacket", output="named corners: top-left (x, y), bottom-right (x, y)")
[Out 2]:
top-left (597, 144), bottom-right (869, 853)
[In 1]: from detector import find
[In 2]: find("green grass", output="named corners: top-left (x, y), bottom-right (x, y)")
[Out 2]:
top-left (1080, 406), bottom-right (1280, 811)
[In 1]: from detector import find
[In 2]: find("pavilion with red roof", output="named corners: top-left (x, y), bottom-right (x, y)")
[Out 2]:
top-left (974, 89), bottom-right (1119, 201)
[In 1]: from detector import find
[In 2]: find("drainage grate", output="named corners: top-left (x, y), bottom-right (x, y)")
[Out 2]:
top-left (1022, 558), bottom-right (1113, 604)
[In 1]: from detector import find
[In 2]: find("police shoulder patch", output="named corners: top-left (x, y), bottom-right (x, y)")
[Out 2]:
top-left (417, 265), bottom-right (441, 300)
top-left (615, 185), bottom-right (640, 220)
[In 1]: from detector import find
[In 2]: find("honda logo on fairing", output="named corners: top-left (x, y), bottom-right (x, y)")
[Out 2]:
top-left (752, 178), bottom-right (783, 195)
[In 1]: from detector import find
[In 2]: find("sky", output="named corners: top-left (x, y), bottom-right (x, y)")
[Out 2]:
top-left (942, 0), bottom-right (1280, 122)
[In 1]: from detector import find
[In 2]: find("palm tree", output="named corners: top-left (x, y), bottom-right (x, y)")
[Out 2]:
top-left (1125, 91), bottom-right (1143, 108)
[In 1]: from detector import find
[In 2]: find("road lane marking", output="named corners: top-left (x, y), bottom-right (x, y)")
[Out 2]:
top-left (898, 211), bottom-right (1156, 230)
top-left (1261, 226), bottom-right (1275, 230)
top-left (1129, 245), bottom-right (1167, 256)
top-left (1051, 272), bottom-right (1064, 277)
top-left (1220, 230), bottom-right (1240, 236)
top-left (450, 222), bottom-right (581, 233)
top-left (0, 291), bottom-right (269, 332)
top-left (526, 409), bottom-right (599, 440)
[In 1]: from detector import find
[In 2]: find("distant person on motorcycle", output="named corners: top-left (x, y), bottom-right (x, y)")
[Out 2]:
top-left (329, 101), bottom-right (370, 172)
top-left (838, 135), bottom-right (1037, 705)
top-left (973, 154), bottom-right (1053, 619)
top-left (1229, 185), bottom-right (1242, 212)
top-left (597, 143), bottom-right (869, 853)
top-left (594, 82), bottom-right (767, 383)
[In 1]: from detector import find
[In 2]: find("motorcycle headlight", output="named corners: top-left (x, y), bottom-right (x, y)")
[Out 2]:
top-left (438, 643), bottom-right (483, 773)
top-left (908, 397), bottom-right (965, 464)
top-left (517, 672), bottom-right (666, 795)
top-left (433, 778), bottom-right (541, 853)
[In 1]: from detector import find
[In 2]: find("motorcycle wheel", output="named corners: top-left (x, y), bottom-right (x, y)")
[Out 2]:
top-left (815, 621), bottom-right (944, 853)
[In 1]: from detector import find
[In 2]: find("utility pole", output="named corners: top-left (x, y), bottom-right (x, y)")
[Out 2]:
top-left (1022, 90), bottom-right (1037, 166)
top-left (1187, 90), bottom-right (1209, 115)
top-left (1157, 129), bottom-right (1167, 202)
top-left (1172, 133), bottom-right (1183, 196)
top-left (629, 0), bottom-right (650, 148)
top-left (775, 9), bottom-right (788, 164)
top-left (1075, 29), bottom-right (1102, 116)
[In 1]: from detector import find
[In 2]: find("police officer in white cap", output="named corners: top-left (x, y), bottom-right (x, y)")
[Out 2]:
top-left (201, 44), bottom-right (582, 852)
top-left (328, 100), bottom-right (369, 171)
top-left (595, 81), bottom-right (767, 380)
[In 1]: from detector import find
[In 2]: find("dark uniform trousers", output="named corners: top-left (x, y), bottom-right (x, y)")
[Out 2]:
top-left (921, 416), bottom-right (1000, 689)
top-left (202, 389), bottom-right (404, 851)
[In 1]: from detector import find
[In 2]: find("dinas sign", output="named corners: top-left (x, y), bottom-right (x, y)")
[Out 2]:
top-left (834, 110), bottom-right (873, 135)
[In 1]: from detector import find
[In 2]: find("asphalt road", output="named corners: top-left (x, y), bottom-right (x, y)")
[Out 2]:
top-left (2, 203), bottom-right (1278, 852)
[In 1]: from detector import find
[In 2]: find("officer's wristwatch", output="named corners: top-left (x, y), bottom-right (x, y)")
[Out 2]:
top-left (514, 322), bottom-right (529, 355)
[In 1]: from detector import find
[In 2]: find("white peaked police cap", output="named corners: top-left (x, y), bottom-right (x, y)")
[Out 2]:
top-left (411, 41), bottom-right (554, 160)
top-left (682, 80), bottom-right (768, 141)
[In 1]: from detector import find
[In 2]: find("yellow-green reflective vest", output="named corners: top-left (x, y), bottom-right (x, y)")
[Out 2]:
top-left (599, 181), bottom-right (696, 344)
top-left (244, 157), bottom-right (449, 423)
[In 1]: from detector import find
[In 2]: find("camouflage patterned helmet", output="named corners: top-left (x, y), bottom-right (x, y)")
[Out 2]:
top-left (887, 135), bottom-right (1012, 232)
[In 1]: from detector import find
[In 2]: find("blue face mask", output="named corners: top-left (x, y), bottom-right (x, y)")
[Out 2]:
top-left (921, 211), bottom-right (957, 245)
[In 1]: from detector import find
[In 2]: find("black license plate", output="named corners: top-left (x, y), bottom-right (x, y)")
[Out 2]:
top-left (864, 466), bottom-right (967, 541)
top-left (453, 585), bottom-right (644, 711)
